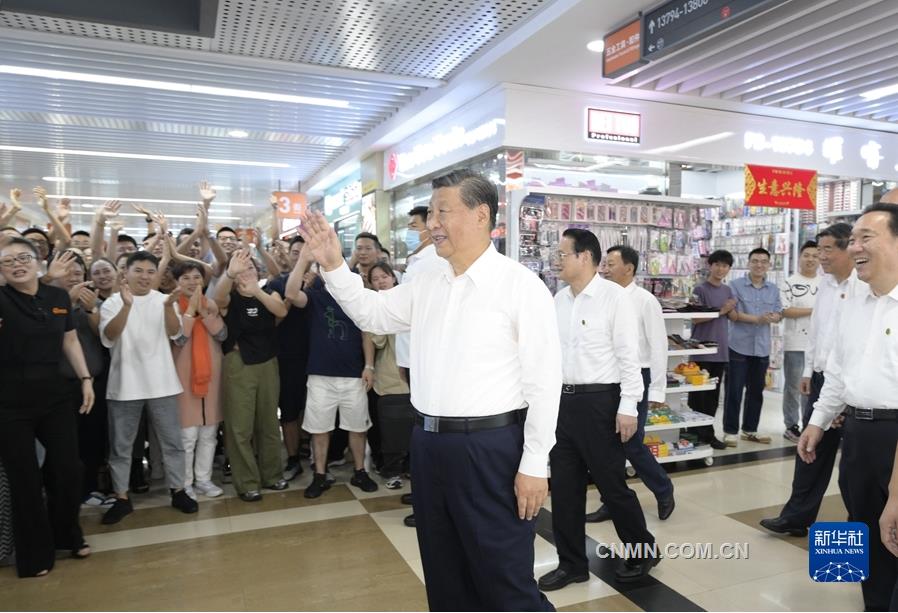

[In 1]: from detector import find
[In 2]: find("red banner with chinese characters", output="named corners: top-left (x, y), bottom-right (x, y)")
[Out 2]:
top-left (744, 164), bottom-right (817, 210)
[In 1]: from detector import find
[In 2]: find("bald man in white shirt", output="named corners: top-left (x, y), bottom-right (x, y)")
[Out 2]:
top-left (800, 204), bottom-right (898, 611)
top-left (298, 170), bottom-right (561, 612)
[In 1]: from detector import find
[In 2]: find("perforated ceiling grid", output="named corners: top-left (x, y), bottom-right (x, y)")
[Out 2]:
top-left (0, 0), bottom-right (548, 79)
top-left (0, 10), bottom-right (211, 50)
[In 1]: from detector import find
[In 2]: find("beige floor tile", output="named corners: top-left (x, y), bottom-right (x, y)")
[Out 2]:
top-left (558, 594), bottom-right (643, 612)
top-left (227, 499), bottom-right (367, 533)
top-left (369, 508), bottom-right (423, 562)
top-left (689, 568), bottom-right (864, 612)
top-left (88, 516), bottom-right (235, 552)
top-left (666, 470), bottom-right (795, 515)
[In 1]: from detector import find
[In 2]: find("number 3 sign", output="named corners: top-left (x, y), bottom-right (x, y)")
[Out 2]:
top-left (273, 192), bottom-right (308, 219)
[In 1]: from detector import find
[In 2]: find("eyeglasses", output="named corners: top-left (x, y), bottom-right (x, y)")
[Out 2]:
top-left (0, 253), bottom-right (36, 267)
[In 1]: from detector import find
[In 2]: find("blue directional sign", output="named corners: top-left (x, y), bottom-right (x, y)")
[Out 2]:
top-left (641, 0), bottom-right (776, 60)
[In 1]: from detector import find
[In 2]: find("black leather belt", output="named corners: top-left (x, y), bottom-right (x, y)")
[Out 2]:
top-left (561, 383), bottom-right (620, 394)
top-left (414, 409), bottom-right (526, 433)
top-left (846, 406), bottom-right (898, 421)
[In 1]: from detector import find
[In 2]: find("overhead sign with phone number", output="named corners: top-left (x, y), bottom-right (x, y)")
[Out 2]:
top-left (641, 0), bottom-right (776, 60)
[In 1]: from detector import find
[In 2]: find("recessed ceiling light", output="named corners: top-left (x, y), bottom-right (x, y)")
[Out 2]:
top-left (861, 83), bottom-right (898, 101)
top-left (1, 145), bottom-right (289, 168)
top-left (587, 39), bottom-right (605, 54)
top-left (0, 65), bottom-right (350, 109)
top-left (69, 211), bottom-right (241, 220)
top-left (42, 176), bottom-right (78, 183)
top-left (228, 130), bottom-right (249, 138)
top-left (50, 195), bottom-right (254, 207)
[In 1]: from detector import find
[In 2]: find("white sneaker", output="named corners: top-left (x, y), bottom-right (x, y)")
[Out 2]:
top-left (184, 485), bottom-right (198, 501)
top-left (194, 480), bottom-right (224, 498)
top-left (723, 434), bottom-right (738, 447)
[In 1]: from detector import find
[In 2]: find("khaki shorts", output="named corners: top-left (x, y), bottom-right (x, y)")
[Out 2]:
top-left (302, 375), bottom-right (371, 433)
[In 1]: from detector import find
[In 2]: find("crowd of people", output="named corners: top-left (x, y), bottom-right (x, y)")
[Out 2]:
top-left (0, 184), bottom-right (417, 578)
top-left (1, 173), bottom-right (898, 613)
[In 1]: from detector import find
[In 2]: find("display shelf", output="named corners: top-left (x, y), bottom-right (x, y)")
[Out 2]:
top-left (515, 186), bottom-right (723, 208)
top-left (654, 446), bottom-right (713, 464)
top-left (645, 417), bottom-right (714, 432)
top-left (667, 347), bottom-right (718, 357)
top-left (662, 312), bottom-right (719, 320)
top-left (626, 446), bottom-right (714, 471)
top-left (665, 382), bottom-right (717, 394)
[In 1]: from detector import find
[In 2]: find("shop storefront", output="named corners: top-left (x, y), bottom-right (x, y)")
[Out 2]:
top-left (322, 173), bottom-right (365, 257)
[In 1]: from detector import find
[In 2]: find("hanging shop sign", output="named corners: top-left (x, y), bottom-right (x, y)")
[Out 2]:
top-left (642, 0), bottom-right (776, 60)
top-left (603, 19), bottom-right (645, 79)
top-left (324, 180), bottom-right (362, 217)
top-left (586, 108), bottom-right (641, 143)
top-left (744, 164), bottom-right (817, 210)
top-left (273, 191), bottom-right (308, 220)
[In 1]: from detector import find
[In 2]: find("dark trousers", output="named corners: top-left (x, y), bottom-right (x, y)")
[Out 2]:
top-left (779, 372), bottom-right (843, 527)
top-left (621, 369), bottom-right (673, 500)
top-left (839, 416), bottom-right (898, 611)
top-left (375, 393), bottom-right (413, 478)
top-left (723, 349), bottom-right (769, 435)
top-left (0, 377), bottom-right (84, 577)
top-left (411, 421), bottom-right (553, 612)
top-left (76, 373), bottom-right (108, 497)
top-left (688, 361), bottom-right (727, 442)
top-left (367, 389), bottom-right (383, 470)
top-left (552, 389), bottom-right (655, 575)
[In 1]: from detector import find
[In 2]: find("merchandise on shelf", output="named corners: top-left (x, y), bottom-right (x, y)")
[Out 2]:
top-left (518, 193), bottom-right (715, 298)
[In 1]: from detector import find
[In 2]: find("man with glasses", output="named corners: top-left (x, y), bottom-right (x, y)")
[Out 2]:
top-left (539, 230), bottom-right (657, 589)
top-left (723, 247), bottom-right (783, 446)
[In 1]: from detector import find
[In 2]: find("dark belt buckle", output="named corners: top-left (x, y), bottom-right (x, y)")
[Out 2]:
top-left (423, 415), bottom-right (439, 432)
top-left (855, 407), bottom-right (874, 421)
top-left (562, 384), bottom-right (575, 395)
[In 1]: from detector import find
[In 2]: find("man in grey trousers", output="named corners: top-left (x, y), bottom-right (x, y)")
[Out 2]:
top-left (98, 251), bottom-right (198, 524)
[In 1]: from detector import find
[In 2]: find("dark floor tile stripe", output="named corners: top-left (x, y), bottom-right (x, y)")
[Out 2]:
top-left (535, 510), bottom-right (704, 613)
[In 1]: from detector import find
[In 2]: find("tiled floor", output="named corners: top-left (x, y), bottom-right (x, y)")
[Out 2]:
top-left (0, 396), bottom-right (864, 611)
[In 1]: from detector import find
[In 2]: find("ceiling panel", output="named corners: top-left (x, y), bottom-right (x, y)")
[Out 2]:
top-left (607, 0), bottom-right (898, 128)
top-left (0, 0), bottom-right (565, 229)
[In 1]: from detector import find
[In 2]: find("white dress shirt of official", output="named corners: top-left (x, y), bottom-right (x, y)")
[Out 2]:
top-left (555, 275), bottom-right (645, 414)
top-left (394, 242), bottom-right (438, 369)
top-left (799, 206), bottom-right (898, 612)
top-left (800, 269), bottom-right (865, 382)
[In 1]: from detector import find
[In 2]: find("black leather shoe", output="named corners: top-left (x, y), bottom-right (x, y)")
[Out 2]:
top-left (708, 437), bottom-right (728, 450)
top-left (400, 493), bottom-right (413, 505)
top-left (615, 556), bottom-right (660, 583)
top-left (537, 567), bottom-right (589, 591)
top-left (585, 505), bottom-right (611, 523)
top-left (760, 516), bottom-right (808, 536)
top-left (403, 513), bottom-right (416, 527)
top-left (658, 495), bottom-right (675, 521)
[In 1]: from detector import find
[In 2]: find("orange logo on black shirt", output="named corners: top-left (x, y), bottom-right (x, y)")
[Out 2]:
top-left (52, 307), bottom-right (68, 315)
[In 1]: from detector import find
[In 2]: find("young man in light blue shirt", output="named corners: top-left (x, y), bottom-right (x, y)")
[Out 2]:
top-left (723, 247), bottom-right (783, 446)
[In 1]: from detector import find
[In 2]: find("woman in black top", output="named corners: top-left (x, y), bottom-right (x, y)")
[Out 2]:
top-left (0, 237), bottom-right (95, 577)
top-left (214, 248), bottom-right (288, 502)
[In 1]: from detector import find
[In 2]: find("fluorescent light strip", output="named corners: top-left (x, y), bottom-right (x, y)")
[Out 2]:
top-left (49, 195), bottom-right (254, 207)
top-left (69, 211), bottom-right (240, 220)
top-left (0, 145), bottom-right (289, 169)
top-left (645, 132), bottom-right (735, 155)
top-left (861, 83), bottom-right (898, 101)
top-left (0, 65), bottom-right (350, 109)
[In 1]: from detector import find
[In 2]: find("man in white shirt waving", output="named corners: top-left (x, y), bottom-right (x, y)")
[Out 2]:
top-left (299, 170), bottom-right (562, 612)
top-left (584, 245), bottom-right (674, 524)
top-left (800, 204), bottom-right (898, 611)
top-left (538, 230), bottom-right (657, 592)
